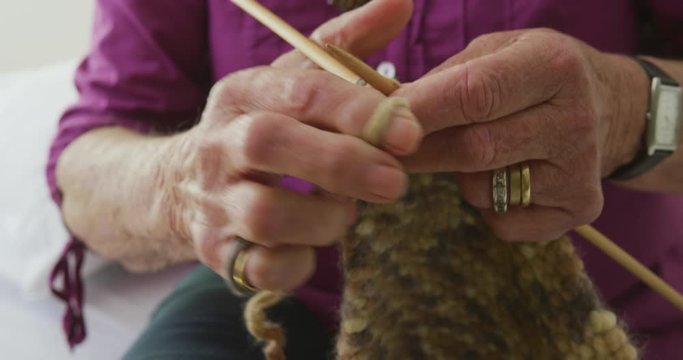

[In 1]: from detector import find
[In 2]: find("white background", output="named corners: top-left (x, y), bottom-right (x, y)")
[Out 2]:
top-left (0, 0), bottom-right (94, 72)
top-left (0, 3), bottom-right (192, 359)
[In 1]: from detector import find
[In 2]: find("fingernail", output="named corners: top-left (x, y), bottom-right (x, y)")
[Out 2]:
top-left (363, 98), bottom-right (422, 154)
top-left (368, 165), bottom-right (407, 201)
top-left (383, 102), bottom-right (422, 154)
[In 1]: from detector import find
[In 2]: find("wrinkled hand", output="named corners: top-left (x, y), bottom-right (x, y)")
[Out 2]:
top-left (165, 0), bottom-right (419, 291)
top-left (396, 29), bottom-right (646, 241)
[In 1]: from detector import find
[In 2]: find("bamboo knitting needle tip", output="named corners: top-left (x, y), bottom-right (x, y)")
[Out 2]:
top-left (325, 44), bottom-right (401, 96)
top-left (575, 225), bottom-right (683, 312)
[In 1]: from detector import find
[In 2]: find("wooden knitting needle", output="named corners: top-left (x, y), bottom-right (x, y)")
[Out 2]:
top-left (230, 0), bottom-right (683, 313)
top-left (230, 0), bottom-right (364, 86)
top-left (575, 225), bottom-right (683, 312)
top-left (325, 44), bottom-right (401, 95)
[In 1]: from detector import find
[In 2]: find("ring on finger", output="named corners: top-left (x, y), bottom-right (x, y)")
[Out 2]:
top-left (492, 167), bottom-right (509, 213)
top-left (509, 164), bottom-right (522, 206)
top-left (226, 237), bottom-right (259, 296)
top-left (521, 162), bottom-right (532, 207)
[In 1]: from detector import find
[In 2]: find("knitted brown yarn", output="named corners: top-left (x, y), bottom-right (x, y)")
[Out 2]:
top-left (244, 174), bottom-right (638, 359)
top-left (336, 173), bottom-right (638, 360)
top-left (244, 291), bottom-right (287, 360)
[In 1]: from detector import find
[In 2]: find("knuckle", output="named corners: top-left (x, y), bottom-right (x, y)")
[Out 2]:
top-left (208, 66), bottom-right (271, 110)
top-left (456, 64), bottom-right (501, 123)
top-left (236, 114), bottom-right (283, 171)
top-left (548, 38), bottom-right (589, 81)
top-left (278, 72), bottom-right (326, 115)
top-left (468, 33), bottom-right (493, 48)
top-left (210, 69), bottom-right (250, 104)
top-left (468, 30), bottom-right (524, 53)
top-left (207, 77), bottom-right (232, 104)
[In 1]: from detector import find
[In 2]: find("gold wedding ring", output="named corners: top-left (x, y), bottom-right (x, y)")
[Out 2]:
top-left (493, 163), bottom-right (531, 213)
top-left (227, 237), bottom-right (258, 296)
top-left (521, 163), bottom-right (532, 207)
top-left (509, 164), bottom-right (522, 206)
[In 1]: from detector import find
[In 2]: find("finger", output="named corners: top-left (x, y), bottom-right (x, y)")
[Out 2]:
top-left (213, 67), bottom-right (421, 155)
top-left (402, 104), bottom-right (560, 173)
top-left (481, 206), bottom-right (574, 242)
top-left (199, 236), bottom-right (316, 292)
top-left (395, 30), bottom-right (571, 133)
top-left (219, 112), bottom-right (408, 202)
top-left (226, 181), bottom-right (356, 247)
top-left (272, 0), bottom-right (413, 68)
top-left (244, 244), bottom-right (316, 291)
top-left (453, 161), bottom-right (574, 210)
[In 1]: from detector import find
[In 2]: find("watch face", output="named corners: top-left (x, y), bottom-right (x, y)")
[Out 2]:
top-left (654, 86), bottom-right (682, 147)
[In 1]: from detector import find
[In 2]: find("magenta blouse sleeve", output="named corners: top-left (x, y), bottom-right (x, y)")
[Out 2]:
top-left (45, 0), bottom-right (210, 347)
top-left (47, 0), bottom-right (210, 204)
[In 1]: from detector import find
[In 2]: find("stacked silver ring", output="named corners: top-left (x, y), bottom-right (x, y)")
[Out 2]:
top-left (492, 168), bottom-right (508, 213)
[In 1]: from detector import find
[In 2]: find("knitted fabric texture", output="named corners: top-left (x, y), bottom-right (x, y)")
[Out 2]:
top-left (244, 173), bottom-right (638, 359)
top-left (336, 173), bottom-right (637, 359)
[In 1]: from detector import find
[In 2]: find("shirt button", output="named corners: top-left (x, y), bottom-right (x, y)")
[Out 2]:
top-left (377, 61), bottom-right (396, 79)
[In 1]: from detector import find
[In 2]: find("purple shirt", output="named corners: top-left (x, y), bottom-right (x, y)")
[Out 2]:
top-left (47, 0), bottom-right (683, 357)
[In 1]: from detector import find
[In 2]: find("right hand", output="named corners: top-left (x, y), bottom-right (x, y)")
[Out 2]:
top-left (165, 0), bottom-right (419, 292)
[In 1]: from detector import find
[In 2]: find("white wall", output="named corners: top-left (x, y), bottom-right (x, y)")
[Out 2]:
top-left (0, 0), bottom-right (94, 72)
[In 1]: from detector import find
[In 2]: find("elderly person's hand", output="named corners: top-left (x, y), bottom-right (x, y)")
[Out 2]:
top-left (166, 0), bottom-right (419, 291)
top-left (395, 29), bottom-right (649, 241)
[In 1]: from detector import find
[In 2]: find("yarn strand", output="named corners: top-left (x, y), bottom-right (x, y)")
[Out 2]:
top-left (244, 291), bottom-right (287, 360)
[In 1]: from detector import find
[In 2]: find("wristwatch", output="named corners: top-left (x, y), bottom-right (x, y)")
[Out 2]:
top-left (609, 57), bottom-right (682, 180)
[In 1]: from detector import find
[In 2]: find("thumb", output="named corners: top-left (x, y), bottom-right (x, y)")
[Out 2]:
top-left (273, 0), bottom-right (413, 68)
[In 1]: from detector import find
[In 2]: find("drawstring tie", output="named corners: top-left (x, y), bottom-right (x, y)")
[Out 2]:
top-left (50, 239), bottom-right (87, 348)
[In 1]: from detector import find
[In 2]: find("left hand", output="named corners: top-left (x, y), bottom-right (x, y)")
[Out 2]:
top-left (395, 28), bottom-right (648, 241)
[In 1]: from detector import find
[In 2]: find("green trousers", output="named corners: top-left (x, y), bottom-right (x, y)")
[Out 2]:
top-left (124, 265), bottom-right (334, 359)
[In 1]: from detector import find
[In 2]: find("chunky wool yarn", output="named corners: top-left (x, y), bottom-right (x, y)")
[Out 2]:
top-left (244, 174), bottom-right (637, 360)
top-left (335, 173), bottom-right (637, 359)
